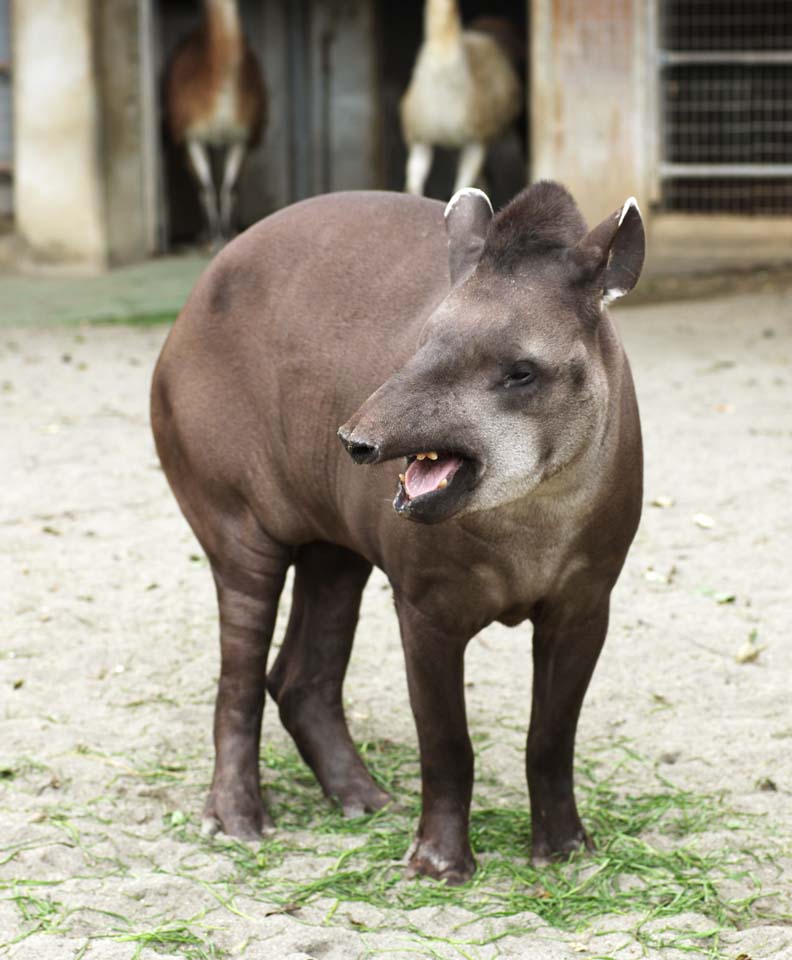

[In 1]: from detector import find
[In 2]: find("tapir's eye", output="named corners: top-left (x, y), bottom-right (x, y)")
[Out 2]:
top-left (502, 362), bottom-right (538, 389)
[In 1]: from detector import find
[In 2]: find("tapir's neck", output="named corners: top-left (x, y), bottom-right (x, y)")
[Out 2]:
top-left (424, 0), bottom-right (463, 49)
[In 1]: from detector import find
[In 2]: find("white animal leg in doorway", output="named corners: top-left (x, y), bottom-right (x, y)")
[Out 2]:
top-left (453, 141), bottom-right (486, 193)
top-left (406, 143), bottom-right (434, 196)
top-left (187, 139), bottom-right (221, 246)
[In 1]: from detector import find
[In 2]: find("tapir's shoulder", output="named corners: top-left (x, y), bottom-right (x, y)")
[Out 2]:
top-left (168, 190), bottom-right (450, 350)
top-left (182, 191), bottom-right (449, 323)
top-left (234, 190), bottom-right (447, 251)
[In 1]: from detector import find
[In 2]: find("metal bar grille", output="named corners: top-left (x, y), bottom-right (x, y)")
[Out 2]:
top-left (658, 1), bottom-right (792, 215)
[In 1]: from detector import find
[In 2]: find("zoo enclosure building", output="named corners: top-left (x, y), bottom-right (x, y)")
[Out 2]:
top-left (2, 0), bottom-right (792, 269)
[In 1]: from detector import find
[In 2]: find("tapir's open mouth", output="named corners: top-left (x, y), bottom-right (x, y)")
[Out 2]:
top-left (404, 451), bottom-right (462, 498)
top-left (393, 450), bottom-right (479, 523)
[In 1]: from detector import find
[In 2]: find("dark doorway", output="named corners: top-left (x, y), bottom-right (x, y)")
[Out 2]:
top-left (155, 0), bottom-right (381, 248)
top-left (156, 0), bottom-right (273, 247)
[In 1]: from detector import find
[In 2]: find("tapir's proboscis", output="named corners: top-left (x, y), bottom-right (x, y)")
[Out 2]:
top-left (151, 182), bottom-right (645, 884)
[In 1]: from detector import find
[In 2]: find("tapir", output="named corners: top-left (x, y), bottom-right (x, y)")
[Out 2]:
top-left (150, 181), bottom-right (644, 884)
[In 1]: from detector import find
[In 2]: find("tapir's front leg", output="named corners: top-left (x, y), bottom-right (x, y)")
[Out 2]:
top-left (396, 599), bottom-right (475, 885)
top-left (526, 600), bottom-right (609, 863)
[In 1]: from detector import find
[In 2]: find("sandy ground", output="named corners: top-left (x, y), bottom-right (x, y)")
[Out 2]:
top-left (1, 286), bottom-right (791, 959)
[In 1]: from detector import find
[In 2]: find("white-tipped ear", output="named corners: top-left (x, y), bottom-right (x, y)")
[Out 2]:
top-left (444, 188), bottom-right (493, 286)
top-left (605, 197), bottom-right (644, 304)
top-left (574, 195), bottom-right (645, 307)
top-left (601, 201), bottom-right (635, 301)
top-left (618, 196), bottom-right (640, 227)
top-left (444, 187), bottom-right (493, 220)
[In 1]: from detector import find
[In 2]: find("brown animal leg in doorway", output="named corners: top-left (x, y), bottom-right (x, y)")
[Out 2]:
top-left (526, 602), bottom-right (609, 863)
top-left (186, 139), bottom-right (221, 247)
top-left (219, 142), bottom-right (247, 240)
top-left (397, 600), bottom-right (475, 885)
top-left (266, 543), bottom-right (391, 818)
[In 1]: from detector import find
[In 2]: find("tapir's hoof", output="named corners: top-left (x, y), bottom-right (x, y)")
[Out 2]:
top-left (202, 795), bottom-right (274, 842)
top-left (201, 815), bottom-right (222, 838)
top-left (531, 828), bottom-right (592, 866)
top-left (405, 839), bottom-right (476, 886)
top-left (340, 784), bottom-right (392, 819)
top-left (201, 814), bottom-right (274, 842)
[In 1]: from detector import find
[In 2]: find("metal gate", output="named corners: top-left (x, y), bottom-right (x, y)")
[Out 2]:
top-left (657, 0), bottom-right (792, 215)
top-left (0, 0), bottom-right (11, 220)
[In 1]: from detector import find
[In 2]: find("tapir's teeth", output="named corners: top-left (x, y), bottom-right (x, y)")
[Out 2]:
top-left (427, 451), bottom-right (438, 460)
top-left (416, 453), bottom-right (426, 461)
top-left (437, 478), bottom-right (448, 489)
top-left (399, 473), bottom-right (406, 483)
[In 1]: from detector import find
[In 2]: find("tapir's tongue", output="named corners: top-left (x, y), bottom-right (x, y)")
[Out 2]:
top-left (404, 455), bottom-right (462, 499)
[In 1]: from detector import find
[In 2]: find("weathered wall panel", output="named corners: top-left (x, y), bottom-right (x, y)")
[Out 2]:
top-left (13, 0), bottom-right (154, 266)
top-left (96, 0), bottom-right (150, 264)
top-left (13, 0), bottom-right (106, 266)
top-left (531, 0), bottom-right (649, 222)
top-left (236, 0), bottom-right (290, 219)
top-left (309, 0), bottom-right (381, 194)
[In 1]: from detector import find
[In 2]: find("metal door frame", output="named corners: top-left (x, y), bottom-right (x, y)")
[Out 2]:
top-left (0, 0), bottom-right (12, 217)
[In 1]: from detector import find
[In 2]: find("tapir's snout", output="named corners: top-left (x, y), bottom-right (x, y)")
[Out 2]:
top-left (337, 425), bottom-right (380, 465)
top-left (338, 390), bottom-right (484, 523)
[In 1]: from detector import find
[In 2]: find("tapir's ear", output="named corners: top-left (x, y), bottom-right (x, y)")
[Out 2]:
top-left (573, 197), bottom-right (645, 305)
top-left (444, 188), bottom-right (493, 286)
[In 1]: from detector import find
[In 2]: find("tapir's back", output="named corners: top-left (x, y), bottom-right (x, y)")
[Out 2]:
top-left (152, 191), bottom-right (450, 547)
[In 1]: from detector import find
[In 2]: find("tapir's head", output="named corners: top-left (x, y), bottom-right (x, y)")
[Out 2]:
top-left (338, 181), bottom-right (645, 524)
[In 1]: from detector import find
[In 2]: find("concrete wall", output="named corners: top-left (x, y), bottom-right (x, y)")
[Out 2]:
top-left (531, 0), bottom-right (650, 224)
top-left (12, 0), bottom-right (152, 268)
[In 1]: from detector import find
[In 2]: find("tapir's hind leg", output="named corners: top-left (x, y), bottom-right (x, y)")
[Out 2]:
top-left (151, 366), bottom-right (292, 840)
top-left (267, 542), bottom-right (390, 817)
top-left (200, 511), bottom-right (291, 840)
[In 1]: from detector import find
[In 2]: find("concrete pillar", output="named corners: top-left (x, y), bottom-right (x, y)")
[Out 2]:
top-left (13, 0), bottom-right (106, 266)
top-left (12, 0), bottom-right (153, 269)
top-left (531, 0), bottom-right (650, 223)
